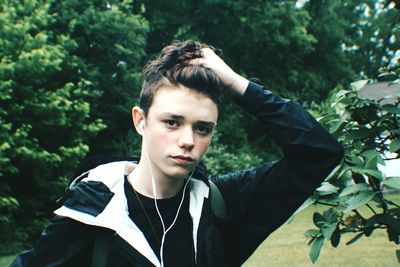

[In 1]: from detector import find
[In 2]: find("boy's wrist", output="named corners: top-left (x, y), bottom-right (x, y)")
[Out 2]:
top-left (228, 74), bottom-right (249, 96)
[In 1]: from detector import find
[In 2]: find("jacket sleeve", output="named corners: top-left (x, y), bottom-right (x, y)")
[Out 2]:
top-left (211, 81), bottom-right (344, 265)
top-left (10, 216), bottom-right (93, 267)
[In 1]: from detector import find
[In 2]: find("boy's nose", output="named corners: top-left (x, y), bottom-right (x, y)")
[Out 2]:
top-left (178, 127), bottom-right (195, 149)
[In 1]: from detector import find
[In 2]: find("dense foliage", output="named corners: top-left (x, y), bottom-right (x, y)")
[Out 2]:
top-left (0, 0), bottom-right (104, 251)
top-left (0, 0), bottom-right (148, 252)
top-left (303, 77), bottom-right (400, 263)
top-left (1, 0), bottom-right (399, 261)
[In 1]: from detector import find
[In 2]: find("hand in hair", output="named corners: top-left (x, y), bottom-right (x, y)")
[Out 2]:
top-left (193, 48), bottom-right (249, 96)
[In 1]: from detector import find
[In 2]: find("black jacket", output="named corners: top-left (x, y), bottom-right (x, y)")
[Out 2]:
top-left (11, 82), bottom-right (343, 267)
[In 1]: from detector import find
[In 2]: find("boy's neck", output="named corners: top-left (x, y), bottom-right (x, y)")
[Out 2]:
top-left (129, 161), bottom-right (185, 199)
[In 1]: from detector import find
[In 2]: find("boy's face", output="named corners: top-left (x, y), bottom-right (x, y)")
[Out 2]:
top-left (141, 85), bottom-right (218, 180)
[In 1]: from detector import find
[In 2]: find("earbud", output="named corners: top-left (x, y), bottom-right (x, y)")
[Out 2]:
top-left (140, 121), bottom-right (145, 134)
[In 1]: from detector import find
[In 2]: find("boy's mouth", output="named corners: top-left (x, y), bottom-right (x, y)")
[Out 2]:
top-left (170, 155), bottom-right (194, 165)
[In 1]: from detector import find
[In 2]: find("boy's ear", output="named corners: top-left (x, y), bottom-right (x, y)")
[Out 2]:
top-left (132, 106), bottom-right (145, 136)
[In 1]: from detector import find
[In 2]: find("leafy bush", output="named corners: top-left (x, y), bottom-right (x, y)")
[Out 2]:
top-left (302, 73), bottom-right (400, 263)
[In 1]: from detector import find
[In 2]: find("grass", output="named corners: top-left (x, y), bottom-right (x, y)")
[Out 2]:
top-left (0, 255), bottom-right (15, 266)
top-left (244, 194), bottom-right (400, 267)
top-left (2, 195), bottom-right (399, 267)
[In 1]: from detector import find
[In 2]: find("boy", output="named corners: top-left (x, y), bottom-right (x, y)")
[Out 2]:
top-left (12, 40), bottom-right (343, 266)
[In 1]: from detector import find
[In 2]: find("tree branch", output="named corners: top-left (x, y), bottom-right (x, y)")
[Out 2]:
top-left (366, 204), bottom-right (377, 215)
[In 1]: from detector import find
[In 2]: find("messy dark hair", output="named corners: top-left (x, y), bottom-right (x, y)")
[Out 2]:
top-left (140, 40), bottom-right (224, 116)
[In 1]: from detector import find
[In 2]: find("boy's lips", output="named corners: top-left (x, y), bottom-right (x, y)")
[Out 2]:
top-left (170, 155), bottom-right (194, 165)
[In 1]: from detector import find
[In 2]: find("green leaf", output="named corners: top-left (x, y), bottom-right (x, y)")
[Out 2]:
top-left (305, 229), bottom-right (321, 237)
top-left (316, 182), bottom-right (339, 195)
top-left (363, 169), bottom-right (383, 180)
top-left (378, 72), bottom-right (396, 78)
top-left (322, 208), bottom-right (337, 223)
top-left (383, 177), bottom-right (400, 190)
top-left (313, 212), bottom-right (325, 227)
top-left (382, 104), bottom-right (400, 115)
top-left (321, 223), bottom-right (337, 240)
top-left (387, 225), bottom-right (400, 244)
top-left (334, 165), bottom-right (351, 181)
top-left (377, 154), bottom-right (386, 165)
top-left (396, 250), bottom-right (400, 263)
top-left (309, 236), bottom-right (324, 264)
top-left (344, 191), bottom-right (376, 213)
top-left (351, 168), bottom-right (383, 180)
top-left (354, 98), bottom-right (378, 108)
top-left (339, 183), bottom-right (370, 197)
top-left (383, 214), bottom-right (400, 233)
top-left (345, 155), bottom-right (364, 166)
top-left (330, 227), bottom-right (341, 248)
top-left (351, 80), bottom-right (369, 92)
top-left (345, 127), bottom-right (373, 141)
top-left (390, 140), bottom-right (400, 152)
top-left (346, 232), bottom-right (364, 245)
top-left (336, 89), bottom-right (350, 98)
top-left (336, 96), bottom-right (354, 105)
top-left (325, 163), bottom-right (344, 181)
top-left (317, 113), bottom-right (340, 124)
top-left (364, 153), bottom-right (378, 170)
top-left (362, 149), bottom-right (378, 160)
top-left (330, 119), bottom-right (347, 136)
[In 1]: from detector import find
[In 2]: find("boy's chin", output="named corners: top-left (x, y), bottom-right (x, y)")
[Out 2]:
top-left (166, 167), bottom-right (195, 179)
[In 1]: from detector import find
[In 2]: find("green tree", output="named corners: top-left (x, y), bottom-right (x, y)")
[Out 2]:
top-left (138, 0), bottom-right (192, 56)
top-left (174, 1), bottom-right (315, 99)
top-left (0, 0), bottom-right (103, 251)
top-left (0, 0), bottom-right (148, 251)
top-left (46, 0), bottom-right (148, 155)
top-left (302, 0), bottom-right (357, 101)
top-left (345, 0), bottom-right (400, 78)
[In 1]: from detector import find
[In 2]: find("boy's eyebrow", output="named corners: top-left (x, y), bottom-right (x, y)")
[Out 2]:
top-left (195, 121), bottom-right (216, 128)
top-left (161, 112), bottom-right (216, 126)
top-left (161, 113), bottom-right (184, 120)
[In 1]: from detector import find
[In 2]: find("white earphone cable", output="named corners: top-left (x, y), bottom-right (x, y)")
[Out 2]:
top-left (142, 124), bottom-right (195, 267)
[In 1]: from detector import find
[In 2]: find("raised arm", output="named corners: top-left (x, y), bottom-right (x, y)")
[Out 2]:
top-left (196, 49), bottom-right (344, 265)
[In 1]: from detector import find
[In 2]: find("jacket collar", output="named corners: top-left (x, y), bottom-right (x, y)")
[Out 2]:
top-left (54, 160), bottom-right (210, 266)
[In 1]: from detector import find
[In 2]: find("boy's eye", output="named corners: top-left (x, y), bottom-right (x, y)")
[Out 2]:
top-left (164, 120), bottom-right (179, 128)
top-left (195, 125), bottom-right (212, 136)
